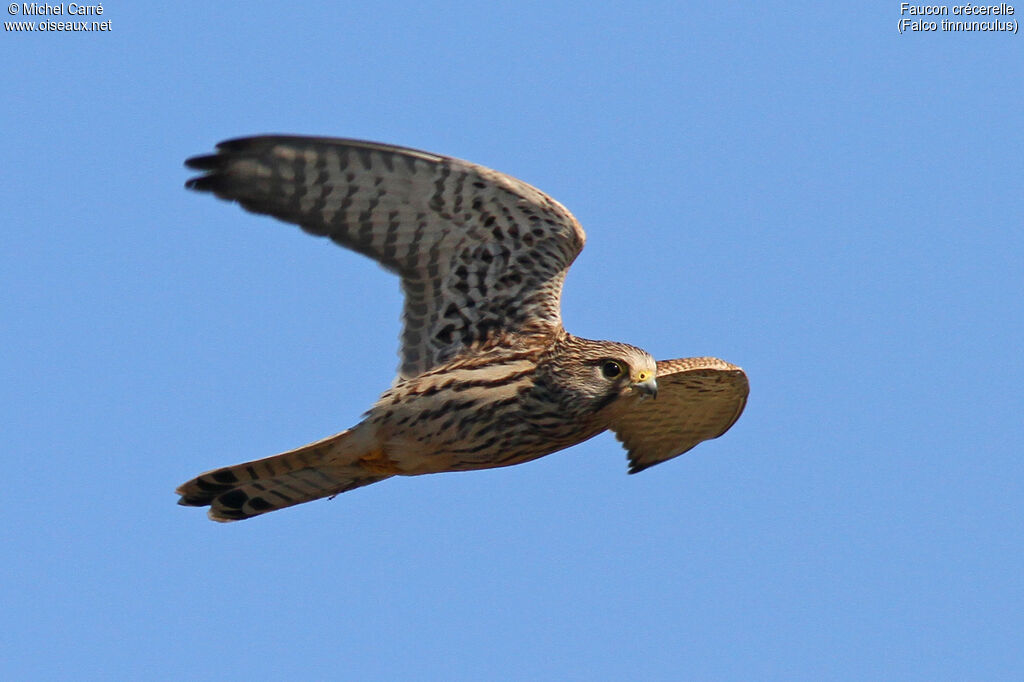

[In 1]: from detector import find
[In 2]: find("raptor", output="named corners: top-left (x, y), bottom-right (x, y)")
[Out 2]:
top-left (177, 136), bottom-right (748, 521)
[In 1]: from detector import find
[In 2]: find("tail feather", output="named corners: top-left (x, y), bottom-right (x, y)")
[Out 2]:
top-left (176, 429), bottom-right (389, 522)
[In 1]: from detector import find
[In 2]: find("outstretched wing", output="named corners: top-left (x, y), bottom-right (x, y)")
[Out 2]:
top-left (611, 357), bottom-right (748, 474)
top-left (185, 136), bottom-right (585, 378)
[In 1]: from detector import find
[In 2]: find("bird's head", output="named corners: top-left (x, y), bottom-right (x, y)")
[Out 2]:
top-left (544, 337), bottom-right (658, 415)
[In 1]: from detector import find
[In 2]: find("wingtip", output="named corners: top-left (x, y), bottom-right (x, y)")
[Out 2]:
top-left (176, 492), bottom-right (209, 507)
top-left (184, 152), bottom-right (221, 170)
top-left (183, 174), bottom-right (220, 192)
top-left (184, 136), bottom-right (294, 192)
top-left (183, 150), bottom-right (222, 192)
top-left (207, 509), bottom-right (242, 523)
top-left (627, 461), bottom-right (656, 475)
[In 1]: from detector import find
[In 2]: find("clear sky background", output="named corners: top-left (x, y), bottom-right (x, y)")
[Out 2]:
top-left (4, 2), bottom-right (1022, 680)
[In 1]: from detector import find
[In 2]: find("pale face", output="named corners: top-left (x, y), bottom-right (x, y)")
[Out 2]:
top-left (566, 341), bottom-right (658, 407)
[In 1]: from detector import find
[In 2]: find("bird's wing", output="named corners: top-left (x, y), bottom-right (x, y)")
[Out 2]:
top-left (610, 357), bottom-right (748, 473)
top-left (185, 136), bottom-right (585, 378)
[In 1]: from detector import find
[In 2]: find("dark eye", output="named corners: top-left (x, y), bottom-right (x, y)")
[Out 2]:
top-left (601, 360), bottom-right (624, 379)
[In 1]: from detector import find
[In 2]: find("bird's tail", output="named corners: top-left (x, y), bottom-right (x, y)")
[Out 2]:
top-left (176, 429), bottom-right (389, 522)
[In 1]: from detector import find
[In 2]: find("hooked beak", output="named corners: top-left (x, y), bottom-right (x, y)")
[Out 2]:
top-left (632, 377), bottom-right (658, 400)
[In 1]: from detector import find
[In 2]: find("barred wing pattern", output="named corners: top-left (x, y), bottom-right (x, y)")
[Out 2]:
top-left (611, 357), bottom-right (748, 473)
top-left (186, 136), bottom-right (585, 378)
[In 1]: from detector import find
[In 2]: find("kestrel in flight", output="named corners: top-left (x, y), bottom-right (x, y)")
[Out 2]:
top-left (177, 136), bottom-right (748, 521)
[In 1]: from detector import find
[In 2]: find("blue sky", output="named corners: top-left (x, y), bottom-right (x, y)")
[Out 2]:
top-left (4, 2), bottom-right (1022, 679)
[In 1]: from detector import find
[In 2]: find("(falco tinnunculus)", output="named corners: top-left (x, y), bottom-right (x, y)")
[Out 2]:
top-left (177, 136), bottom-right (748, 521)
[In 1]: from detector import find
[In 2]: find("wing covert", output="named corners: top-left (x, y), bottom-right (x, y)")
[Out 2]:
top-left (185, 136), bottom-right (585, 378)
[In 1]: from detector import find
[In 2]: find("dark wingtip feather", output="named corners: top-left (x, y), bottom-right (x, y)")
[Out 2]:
top-left (184, 152), bottom-right (222, 171)
top-left (175, 472), bottom-right (237, 506)
top-left (184, 151), bottom-right (223, 192)
top-left (176, 487), bottom-right (214, 506)
top-left (183, 137), bottom-right (281, 192)
top-left (184, 174), bottom-right (222, 192)
top-left (213, 135), bottom-right (271, 152)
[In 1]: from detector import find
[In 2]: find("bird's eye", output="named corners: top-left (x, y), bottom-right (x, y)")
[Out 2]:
top-left (601, 360), bottom-right (625, 379)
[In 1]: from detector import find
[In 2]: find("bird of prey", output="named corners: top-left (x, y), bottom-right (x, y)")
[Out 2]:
top-left (177, 136), bottom-right (748, 522)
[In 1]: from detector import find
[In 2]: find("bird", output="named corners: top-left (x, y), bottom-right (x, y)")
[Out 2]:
top-left (176, 135), bottom-right (749, 522)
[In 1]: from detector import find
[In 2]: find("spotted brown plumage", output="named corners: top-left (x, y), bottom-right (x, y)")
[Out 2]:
top-left (176, 136), bottom-right (748, 521)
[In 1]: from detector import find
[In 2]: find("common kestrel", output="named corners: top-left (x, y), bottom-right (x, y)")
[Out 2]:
top-left (177, 136), bottom-right (748, 521)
